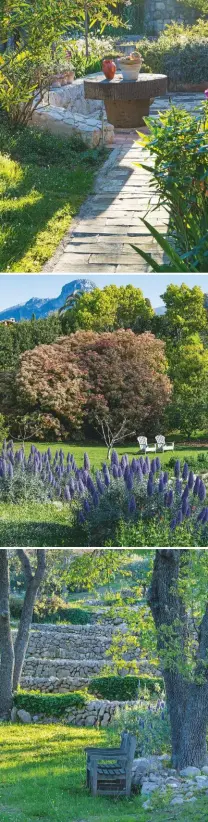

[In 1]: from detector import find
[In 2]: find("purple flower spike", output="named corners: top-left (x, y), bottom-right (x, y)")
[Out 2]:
top-left (174, 460), bottom-right (180, 478)
top-left (177, 509), bottom-right (183, 525)
top-left (188, 470), bottom-right (194, 490)
top-left (139, 456), bottom-right (144, 467)
top-left (64, 486), bottom-right (71, 501)
top-left (47, 447), bottom-right (52, 460)
top-left (126, 474), bottom-right (133, 491)
top-left (147, 478), bottom-right (153, 496)
top-left (124, 465), bottom-right (130, 481)
top-left (142, 462), bottom-right (147, 475)
top-left (145, 456), bottom-right (150, 472)
top-left (167, 489), bottom-right (173, 507)
top-left (197, 509), bottom-right (205, 522)
top-left (148, 471), bottom-right (154, 484)
top-left (136, 465), bottom-right (143, 482)
top-left (186, 505), bottom-right (191, 518)
top-left (158, 475), bottom-right (164, 492)
top-left (8, 462), bottom-right (13, 479)
top-left (156, 457), bottom-right (161, 471)
top-left (128, 495), bottom-right (136, 514)
top-left (170, 518), bottom-right (176, 531)
top-left (78, 479), bottom-right (85, 495)
top-left (120, 455), bottom-right (126, 470)
top-left (182, 484), bottom-right (189, 501)
top-left (131, 457), bottom-right (137, 473)
top-left (199, 480), bottom-right (206, 502)
top-left (182, 497), bottom-right (188, 516)
top-left (104, 472), bottom-right (110, 488)
top-left (84, 452), bottom-right (90, 471)
top-left (163, 471), bottom-right (168, 485)
top-left (182, 462), bottom-right (189, 480)
top-left (97, 477), bottom-right (104, 494)
top-left (193, 476), bottom-right (200, 495)
top-left (117, 466), bottom-right (123, 478)
top-left (111, 450), bottom-right (119, 467)
top-left (93, 491), bottom-right (99, 507)
top-left (112, 464), bottom-right (118, 479)
top-left (151, 458), bottom-right (156, 474)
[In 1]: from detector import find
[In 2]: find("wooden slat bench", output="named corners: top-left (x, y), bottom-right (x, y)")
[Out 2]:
top-left (85, 731), bottom-right (136, 796)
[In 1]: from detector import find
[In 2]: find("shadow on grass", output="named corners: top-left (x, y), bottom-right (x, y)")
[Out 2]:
top-left (0, 521), bottom-right (83, 547)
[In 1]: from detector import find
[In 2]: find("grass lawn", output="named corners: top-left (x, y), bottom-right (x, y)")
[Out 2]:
top-left (0, 440), bottom-right (208, 547)
top-left (0, 118), bottom-right (105, 272)
top-left (0, 724), bottom-right (207, 822)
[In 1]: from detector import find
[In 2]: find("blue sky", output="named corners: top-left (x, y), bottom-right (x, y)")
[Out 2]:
top-left (1, 274), bottom-right (208, 311)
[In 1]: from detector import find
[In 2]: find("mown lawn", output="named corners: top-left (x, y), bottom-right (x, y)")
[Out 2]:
top-left (0, 118), bottom-right (105, 272)
top-left (0, 725), bottom-right (207, 822)
top-left (20, 440), bottom-right (208, 470)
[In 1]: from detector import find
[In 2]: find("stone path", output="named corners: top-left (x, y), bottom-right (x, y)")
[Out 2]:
top-left (45, 93), bottom-right (204, 274)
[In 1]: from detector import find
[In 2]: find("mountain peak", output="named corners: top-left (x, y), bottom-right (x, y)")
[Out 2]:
top-left (0, 279), bottom-right (96, 322)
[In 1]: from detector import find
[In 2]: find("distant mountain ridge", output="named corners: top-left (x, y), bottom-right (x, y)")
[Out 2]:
top-left (0, 279), bottom-right (95, 322)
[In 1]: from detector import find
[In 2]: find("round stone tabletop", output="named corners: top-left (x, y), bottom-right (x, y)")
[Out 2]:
top-left (84, 73), bottom-right (167, 101)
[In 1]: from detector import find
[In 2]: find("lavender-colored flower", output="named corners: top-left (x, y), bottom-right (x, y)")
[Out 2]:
top-left (136, 465), bottom-right (143, 482)
top-left (151, 458), bottom-right (156, 474)
top-left (177, 509), bottom-right (183, 525)
top-left (199, 480), bottom-right (206, 502)
top-left (104, 468), bottom-right (110, 487)
top-left (112, 464), bottom-right (118, 479)
top-left (70, 478), bottom-right (75, 496)
top-left (145, 456), bottom-right (150, 472)
top-left (156, 457), bottom-right (161, 471)
top-left (124, 465), bottom-right (130, 481)
top-left (93, 491), bottom-right (99, 507)
top-left (170, 517), bottom-right (176, 531)
top-left (182, 484), bottom-right (189, 500)
top-left (126, 473), bottom-right (133, 491)
top-left (64, 486), bottom-right (71, 501)
top-left (84, 452), bottom-right (90, 471)
top-left (193, 476), bottom-right (200, 495)
top-left (111, 450), bottom-right (119, 467)
top-left (78, 479), bottom-right (85, 495)
top-left (82, 469), bottom-right (88, 485)
top-left (97, 477), bottom-right (104, 494)
top-left (120, 455), bottom-right (126, 470)
top-left (174, 460), bottom-right (180, 478)
top-left (139, 456), bottom-right (144, 467)
top-left (117, 466), bottom-right (123, 478)
top-left (186, 505), bottom-right (191, 518)
top-left (142, 462), bottom-right (147, 475)
top-left (131, 458), bottom-right (137, 473)
top-left (128, 495), bottom-right (136, 514)
top-left (163, 471), bottom-right (168, 485)
top-left (47, 447), bottom-right (52, 460)
top-left (182, 496), bottom-right (188, 516)
top-left (147, 478), bottom-right (153, 497)
top-left (148, 471), bottom-right (154, 484)
top-left (188, 470), bottom-right (194, 490)
top-left (182, 462), bottom-right (189, 480)
top-left (167, 489), bottom-right (173, 507)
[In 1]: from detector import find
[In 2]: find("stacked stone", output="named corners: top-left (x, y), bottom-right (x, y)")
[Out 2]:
top-left (31, 76), bottom-right (114, 148)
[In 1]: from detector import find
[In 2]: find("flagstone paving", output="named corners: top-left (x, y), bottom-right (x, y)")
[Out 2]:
top-left (45, 93), bottom-right (204, 274)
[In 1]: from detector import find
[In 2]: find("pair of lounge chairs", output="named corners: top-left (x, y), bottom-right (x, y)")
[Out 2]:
top-left (137, 435), bottom-right (175, 454)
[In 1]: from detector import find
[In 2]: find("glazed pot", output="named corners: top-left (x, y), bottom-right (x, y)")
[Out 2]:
top-left (102, 59), bottom-right (116, 81)
top-left (118, 53), bottom-right (143, 81)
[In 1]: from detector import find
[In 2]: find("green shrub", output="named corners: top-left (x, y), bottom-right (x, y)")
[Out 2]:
top-left (10, 595), bottom-right (25, 619)
top-left (114, 702), bottom-right (171, 756)
top-left (89, 676), bottom-right (139, 701)
top-left (33, 596), bottom-right (92, 624)
top-left (14, 690), bottom-right (86, 716)
top-left (139, 23), bottom-right (208, 88)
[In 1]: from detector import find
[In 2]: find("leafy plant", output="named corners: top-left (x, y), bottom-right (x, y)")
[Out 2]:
top-left (89, 675), bottom-right (140, 700)
top-left (14, 690), bottom-right (86, 716)
top-left (139, 23), bottom-right (208, 88)
top-left (113, 701), bottom-right (171, 756)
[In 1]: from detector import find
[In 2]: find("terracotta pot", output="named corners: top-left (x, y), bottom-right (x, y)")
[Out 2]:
top-left (102, 59), bottom-right (116, 81)
top-left (51, 70), bottom-right (75, 87)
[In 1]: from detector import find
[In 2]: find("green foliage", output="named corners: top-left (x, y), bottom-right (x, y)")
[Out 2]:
top-left (139, 23), bottom-right (208, 88)
top-left (14, 690), bottom-right (86, 716)
top-left (68, 36), bottom-right (115, 77)
top-left (67, 550), bottom-right (127, 591)
top-left (62, 284), bottom-right (154, 334)
top-left (88, 675), bottom-right (139, 700)
top-left (89, 674), bottom-right (164, 700)
top-left (134, 104), bottom-right (208, 272)
top-left (114, 702), bottom-right (171, 756)
top-left (33, 597), bottom-right (92, 624)
top-left (0, 412), bottom-right (8, 441)
top-left (9, 595), bottom-right (24, 619)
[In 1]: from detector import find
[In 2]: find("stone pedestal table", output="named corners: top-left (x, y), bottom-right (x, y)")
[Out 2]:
top-left (84, 73), bottom-right (167, 128)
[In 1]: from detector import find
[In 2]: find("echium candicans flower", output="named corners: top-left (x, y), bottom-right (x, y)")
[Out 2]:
top-left (93, 491), bottom-right (99, 507)
top-left (104, 470), bottom-right (110, 487)
top-left (188, 470), bottom-right (194, 490)
top-left (112, 464), bottom-right (118, 479)
top-left (7, 462), bottom-right (13, 479)
top-left (64, 486), bottom-right (71, 501)
top-left (126, 473), bottom-right (133, 491)
top-left (151, 458), bottom-right (156, 474)
top-left (175, 478), bottom-right (182, 494)
top-left (147, 478), bottom-right (153, 496)
top-left (84, 499), bottom-right (90, 514)
top-left (193, 476), bottom-right (200, 495)
top-left (128, 495), bottom-right (136, 513)
top-left (117, 466), bottom-right (123, 478)
top-left (111, 450), bottom-right (119, 467)
top-left (97, 477), bottom-right (104, 494)
top-left (158, 474), bottom-right (164, 492)
top-left (163, 471), bottom-right (168, 485)
top-left (120, 455), bottom-right (126, 470)
top-left (131, 458), bottom-right (137, 473)
top-left (199, 480), bottom-right (206, 502)
top-left (156, 457), bottom-right (161, 471)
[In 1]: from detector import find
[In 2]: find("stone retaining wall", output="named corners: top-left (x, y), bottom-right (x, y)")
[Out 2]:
top-left (32, 75), bottom-right (114, 148)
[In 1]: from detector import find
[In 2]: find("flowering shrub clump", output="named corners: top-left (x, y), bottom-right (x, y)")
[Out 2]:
top-left (114, 700), bottom-right (170, 756)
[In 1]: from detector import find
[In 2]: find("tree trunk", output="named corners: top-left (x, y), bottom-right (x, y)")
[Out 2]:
top-left (148, 549), bottom-right (208, 770)
top-left (13, 550), bottom-right (46, 690)
top-left (0, 551), bottom-right (14, 718)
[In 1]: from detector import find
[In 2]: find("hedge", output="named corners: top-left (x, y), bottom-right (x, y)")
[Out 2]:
top-left (89, 675), bottom-right (164, 700)
top-left (10, 595), bottom-right (92, 625)
top-left (14, 690), bottom-right (86, 717)
top-left (139, 25), bottom-right (208, 89)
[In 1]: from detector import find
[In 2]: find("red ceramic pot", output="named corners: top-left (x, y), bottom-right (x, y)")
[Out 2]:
top-left (102, 59), bottom-right (116, 81)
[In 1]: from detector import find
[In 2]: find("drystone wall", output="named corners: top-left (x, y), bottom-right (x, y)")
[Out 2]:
top-left (12, 617), bottom-right (160, 693)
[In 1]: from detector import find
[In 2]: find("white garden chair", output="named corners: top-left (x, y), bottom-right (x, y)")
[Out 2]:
top-left (137, 436), bottom-right (156, 454)
top-left (155, 435), bottom-right (174, 452)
